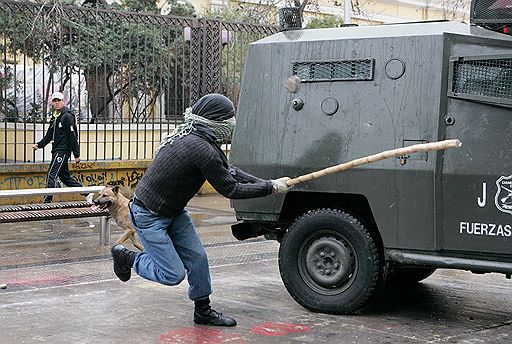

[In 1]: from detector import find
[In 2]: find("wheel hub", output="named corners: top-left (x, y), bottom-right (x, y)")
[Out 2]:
top-left (305, 236), bottom-right (355, 288)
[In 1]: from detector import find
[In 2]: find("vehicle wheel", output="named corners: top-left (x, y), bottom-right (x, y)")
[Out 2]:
top-left (278, 208), bottom-right (383, 314)
top-left (386, 266), bottom-right (436, 285)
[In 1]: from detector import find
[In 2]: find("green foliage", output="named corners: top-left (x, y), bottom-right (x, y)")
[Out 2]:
top-left (122, 0), bottom-right (158, 13)
top-left (306, 16), bottom-right (344, 29)
top-left (25, 102), bottom-right (45, 123)
top-left (120, 0), bottom-right (194, 16)
top-left (0, 4), bottom-right (43, 64)
top-left (164, 1), bottom-right (195, 17)
top-left (0, 64), bottom-right (24, 122)
top-left (0, 0), bottom-right (190, 122)
top-left (0, 1), bottom-right (270, 122)
top-left (0, 65), bottom-right (14, 87)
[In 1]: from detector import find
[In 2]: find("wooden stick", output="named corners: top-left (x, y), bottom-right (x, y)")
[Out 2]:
top-left (286, 139), bottom-right (462, 187)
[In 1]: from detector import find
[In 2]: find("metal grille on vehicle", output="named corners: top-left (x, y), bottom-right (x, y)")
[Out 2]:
top-left (449, 56), bottom-right (512, 105)
top-left (292, 59), bottom-right (374, 82)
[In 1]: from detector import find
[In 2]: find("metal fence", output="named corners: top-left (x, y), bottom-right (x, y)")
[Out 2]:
top-left (0, 0), bottom-right (277, 162)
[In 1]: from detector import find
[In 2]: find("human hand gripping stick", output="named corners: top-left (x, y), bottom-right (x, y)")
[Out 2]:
top-left (271, 177), bottom-right (292, 193)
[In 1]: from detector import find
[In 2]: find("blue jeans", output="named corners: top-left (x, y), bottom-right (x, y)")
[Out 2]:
top-left (128, 202), bottom-right (212, 301)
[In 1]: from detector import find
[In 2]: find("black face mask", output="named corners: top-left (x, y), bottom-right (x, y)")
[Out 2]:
top-left (191, 94), bottom-right (235, 121)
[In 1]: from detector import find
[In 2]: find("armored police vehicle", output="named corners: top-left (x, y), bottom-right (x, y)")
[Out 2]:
top-left (230, 0), bottom-right (512, 314)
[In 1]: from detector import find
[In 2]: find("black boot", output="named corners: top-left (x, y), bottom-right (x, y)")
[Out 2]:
top-left (111, 244), bottom-right (137, 282)
top-left (193, 298), bottom-right (237, 327)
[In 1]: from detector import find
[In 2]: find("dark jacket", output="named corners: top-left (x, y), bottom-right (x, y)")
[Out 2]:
top-left (37, 107), bottom-right (80, 157)
top-left (135, 133), bottom-right (273, 218)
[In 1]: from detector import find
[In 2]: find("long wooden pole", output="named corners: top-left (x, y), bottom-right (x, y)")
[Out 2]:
top-left (286, 139), bottom-right (462, 187)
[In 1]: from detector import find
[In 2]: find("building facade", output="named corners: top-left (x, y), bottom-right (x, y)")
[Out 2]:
top-left (158, 0), bottom-right (471, 25)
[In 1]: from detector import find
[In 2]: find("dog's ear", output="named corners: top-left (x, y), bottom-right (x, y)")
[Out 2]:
top-left (112, 185), bottom-right (121, 194)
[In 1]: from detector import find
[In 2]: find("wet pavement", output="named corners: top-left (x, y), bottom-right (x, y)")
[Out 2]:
top-left (0, 194), bottom-right (511, 343)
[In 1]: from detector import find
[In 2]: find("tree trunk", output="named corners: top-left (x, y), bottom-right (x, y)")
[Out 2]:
top-left (85, 70), bottom-right (111, 123)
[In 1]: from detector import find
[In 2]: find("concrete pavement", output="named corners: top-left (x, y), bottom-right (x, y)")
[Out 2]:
top-left (0, 194), bottom-right (511, 343)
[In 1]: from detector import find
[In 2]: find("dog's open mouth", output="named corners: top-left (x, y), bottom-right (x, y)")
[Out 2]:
top-left (91, 201), bottom-right (112, 211)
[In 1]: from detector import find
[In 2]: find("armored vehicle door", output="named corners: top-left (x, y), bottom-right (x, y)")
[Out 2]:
top-left (441, 52), bottom-right (512, 255)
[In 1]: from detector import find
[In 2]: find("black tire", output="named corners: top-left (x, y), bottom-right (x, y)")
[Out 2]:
top-left (278, 208), bottom-right (383, 314)
top-left (386, 266), bottom-right (436, 285)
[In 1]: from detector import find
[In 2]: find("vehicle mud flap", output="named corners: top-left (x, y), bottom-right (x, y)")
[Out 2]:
top-left (231, 222), bottom-right (268, 241)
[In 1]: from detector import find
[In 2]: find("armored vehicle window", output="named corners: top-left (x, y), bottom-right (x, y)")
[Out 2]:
top-left (448, 56), bottom-right (512, 106)
top-left (470, 0), bottom-right (512, 35)
top-left (292, 59), bottom-right (374, 82)
top-left (472, 0), bottom-right (512, 22)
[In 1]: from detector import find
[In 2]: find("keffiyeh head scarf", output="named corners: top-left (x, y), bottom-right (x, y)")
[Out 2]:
top-left (157, 94), bottom-right (236, 154)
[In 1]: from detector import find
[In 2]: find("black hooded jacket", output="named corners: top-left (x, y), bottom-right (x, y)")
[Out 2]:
top-left (135, 94), bottom-right (273, 218)
top-left (37, 107), bottom-right (80, 157)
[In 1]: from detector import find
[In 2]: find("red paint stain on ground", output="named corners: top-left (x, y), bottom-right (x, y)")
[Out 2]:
top-left (159, 326), bottom-right (246, 344)
top-left (250, 321), bottom-right (310, 337)
top-left (8, 275), bottom-right (73, 286)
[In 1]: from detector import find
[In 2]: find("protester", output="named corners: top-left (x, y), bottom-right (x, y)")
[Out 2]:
top-left (111, 93), bottom-right (292, 326)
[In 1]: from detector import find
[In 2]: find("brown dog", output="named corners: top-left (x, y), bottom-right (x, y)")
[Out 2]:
top-left (92, 185), bottom-right (143, 251)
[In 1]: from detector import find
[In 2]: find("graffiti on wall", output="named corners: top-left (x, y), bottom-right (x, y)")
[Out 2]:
top-left (0, 170), bottom-right (144, 190)
top-left (0, 175), bottom-right (47, 189)
top-left (75, 170), bottom-right (144, 188)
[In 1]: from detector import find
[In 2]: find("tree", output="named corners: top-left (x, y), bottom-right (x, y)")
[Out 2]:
top-left (202, 1), bottom-right (324, 27)
top-left (306, 15), bottom-right (344, 29)
top-left (120, 0), bottom-right (158, 13)
top-left (78, 0), bottom-right (194, 122)
top-left (201, 4), bottom-right (281, 105)
top-left (438, 0), bottom-right (471, 21)
top-left (161, 0), bottom-right (196, 17)
top-left (0, 65), bottom-right (19, 122)
top-left (0, 0), bottom-right (195, 123)
top-left (202, 1), bottom-right (279, 26)
top-left (292, 0), bottom-right (313, 20)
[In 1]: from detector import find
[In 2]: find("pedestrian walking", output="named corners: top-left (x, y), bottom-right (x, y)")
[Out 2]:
top-left (32, 91), bottom-right (93, 204)
top-left (111, 93), bottom-right (292, 327)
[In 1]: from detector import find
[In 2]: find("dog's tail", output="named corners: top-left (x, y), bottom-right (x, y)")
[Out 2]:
top-left (118, 185), bottom-right (135, 199)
